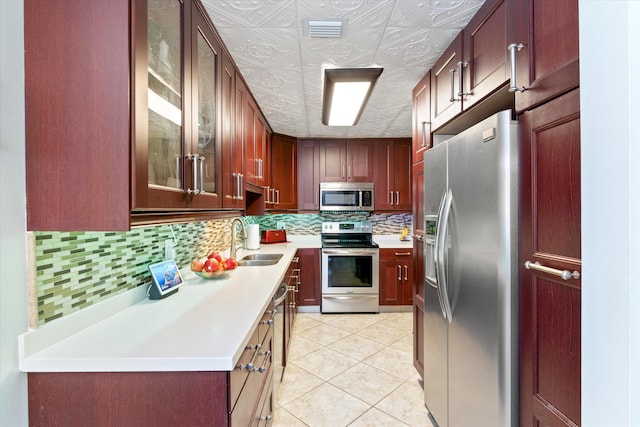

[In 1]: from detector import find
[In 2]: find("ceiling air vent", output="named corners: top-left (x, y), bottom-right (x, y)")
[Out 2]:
top-left (307, 20), bottom-right (343, 38)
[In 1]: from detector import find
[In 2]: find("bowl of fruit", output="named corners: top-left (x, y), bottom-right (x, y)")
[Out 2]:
top-left (190, 251), bottom-right (238, 280)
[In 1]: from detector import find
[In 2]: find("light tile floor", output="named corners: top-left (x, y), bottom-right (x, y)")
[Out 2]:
top-left (273, 312), bottom-right (435, 427)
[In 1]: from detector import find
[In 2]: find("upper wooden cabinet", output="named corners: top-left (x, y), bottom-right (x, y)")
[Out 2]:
top-left (430, 33), bottom-right (464, 131)
top-left (297, 139), bottom-right (320, 211)
top-left (373, 139), bottom-right (412, 211)
top-left (318, 140), bottom-right (374, 182)
top-left (25, 0), bottom-right (131, 230)
top-left (412, 71), bottom-right (432, 165)
top-left (509, 0), bottom-right (579, 113)
top-left (25, 0), bottom-right (247, 230)
top-left (462, 0), bottom-right (509, 110)
top-left (221, 57), bottom-right (244, 209)
top-left (135, 0), bottom-right (223, 211)
top-left (269, 134), bottom-right (298, 210)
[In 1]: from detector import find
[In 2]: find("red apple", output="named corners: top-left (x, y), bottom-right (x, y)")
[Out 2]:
top-left (203, 258), bottom-right (220, 272)
top-left (190, 259), bottom-right (204, 272)
top-left (224, 257), bottom-right (238, 271)
top-left (207, 251), bottom-right (223, 263)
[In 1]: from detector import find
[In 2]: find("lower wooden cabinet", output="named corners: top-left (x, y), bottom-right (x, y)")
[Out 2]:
top-left (379, 248), bottom-right (413, 305)
top-left (296, 248), bottom-right (321, 306)
top-left (28, 307), bottom-right (274, 426)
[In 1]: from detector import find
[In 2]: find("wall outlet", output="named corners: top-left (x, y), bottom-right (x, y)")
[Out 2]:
top-left (276, 222), bottom-right (286, 230)
top-left (164, 239), bottom-right (176, 260)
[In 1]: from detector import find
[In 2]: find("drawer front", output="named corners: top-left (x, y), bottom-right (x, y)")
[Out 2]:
top-left (230, 333), bottom-right (272, 426)
top-left (380, 248), bottom-right (413, 259)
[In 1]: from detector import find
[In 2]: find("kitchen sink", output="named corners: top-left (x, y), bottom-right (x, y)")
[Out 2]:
top-left (237, 253), bottom-right (283, 266)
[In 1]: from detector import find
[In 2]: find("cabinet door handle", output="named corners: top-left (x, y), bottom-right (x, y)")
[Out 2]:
top-left (275, 189), bottom-right (280, 205)
top-left (389, 191), bottom-right (394, 205)
top-left (404, 265), bottom-right (408, 281)
top-left (508, 43), bottom-right (528, 92)
top-left (232, 173), bottom-right (239, 200)
top-left (398, 265), bottom-right (402, 281)
top-left (186, 153), bottom-right (199, 194)
top-left (457, 61), bottom-right (471, 97)
top-left (199, 156), bottom-right (206, 194)
top-left (314, 190), bottom-right (318, 207)
top-left (395, 191), bottom-right (400, 205)
top-left (421, 121), bottom-right (429, 148)
top-left (238, 173), bottom-right (244, 200)
top-left (449, 67), bottom-right (457, 102)
top-left (348, 164), bottom-right (351, 179)
top-left (175, 155), bottom-right (181, 189)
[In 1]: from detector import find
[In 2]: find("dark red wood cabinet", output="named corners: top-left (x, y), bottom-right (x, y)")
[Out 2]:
top-left (430, 32), bottom-right (464, 130)
top-left (318, 139), bottom-right (374, 182)
top-left (297, 140), bottom-right (320, 211)
top-left (373, 139), bottom-right (412, 211)
top-left (412, 71), bottom-right (432, 164)
top-left (296, 248), bottom-right (321, 307)
top-left (379, 248), bottom-right (413, 306)
top-left (462, 0), bottom-right (509, 110)
top-left (222, 53), bottom-right (245, 209)
top-left (509, 0), bottom-right (580, 113)
top-left (519, 89), bottom-right (581, 427)
top-left (269, 134), bottom-right (297, 210)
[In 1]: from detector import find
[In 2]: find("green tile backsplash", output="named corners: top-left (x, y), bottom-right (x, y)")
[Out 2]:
top-left (32, 213), bottom-right (411, 326)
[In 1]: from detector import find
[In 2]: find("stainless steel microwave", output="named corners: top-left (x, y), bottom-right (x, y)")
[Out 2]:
top-left (319, 182), bottom-right (374, 212)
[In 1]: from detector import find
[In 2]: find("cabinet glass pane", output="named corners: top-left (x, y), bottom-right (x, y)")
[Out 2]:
top-left (196, 29), bottom-right (217, 193)
top-left (147, 0), bottom-right (182, 189)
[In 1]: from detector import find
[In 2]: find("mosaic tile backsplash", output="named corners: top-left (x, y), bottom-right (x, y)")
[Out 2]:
top-left (32, 212), bottom-right (411, 326)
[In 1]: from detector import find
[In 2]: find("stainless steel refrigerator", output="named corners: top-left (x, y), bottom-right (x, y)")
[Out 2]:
top-left (423, 110), bottom-right (518, 427)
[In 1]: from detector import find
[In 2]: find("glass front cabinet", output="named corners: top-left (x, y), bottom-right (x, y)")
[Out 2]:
top-left (133, 0), bottom-right (222, 211)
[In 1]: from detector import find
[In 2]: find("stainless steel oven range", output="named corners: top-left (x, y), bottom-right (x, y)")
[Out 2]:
top-left (321, 221), bottom-right (380, 313)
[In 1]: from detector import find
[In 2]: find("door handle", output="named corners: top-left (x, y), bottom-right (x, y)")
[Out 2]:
top-left (524, 260), bottom-right (580, 280)
top-left (508, 43), bottom-right (528, 93)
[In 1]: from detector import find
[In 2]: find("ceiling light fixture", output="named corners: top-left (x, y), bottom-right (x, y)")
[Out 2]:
top-left (322, 67), bottom-right (383, 126)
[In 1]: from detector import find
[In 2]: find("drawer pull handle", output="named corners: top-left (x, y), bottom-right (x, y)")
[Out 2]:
top-left (394, 252), bottom-right (411, 256)
top-left (237, 343), bottom-right (262, 371)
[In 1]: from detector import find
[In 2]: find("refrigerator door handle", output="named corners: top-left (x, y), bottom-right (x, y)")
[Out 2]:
top-left (433, 190), bottom-right (449, 319)
top-left (436, 189), bottom-right (454, 323)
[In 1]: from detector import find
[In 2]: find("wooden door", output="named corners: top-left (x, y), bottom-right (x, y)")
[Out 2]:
top-left (297, 249), bottom-right (320, 306)
top-left (271, 134), bottom-right (297, 210)
top-left (463, 0), bottom-right (509, 110)
top-left (189, 6), bottom-right (222, 208)
top-left (347, 140), bottom-right (374, 182)
top-left (297, 140), bottom-right (320, 210)
top-left (519, 89), bottom-right (581, 427)
top-left (393, 140), bottom-right (412, 210)
top-left (430, 32), bottom-right (464, 130)
top-left (412, 161), bottom-right (425, 377)
top-left (412, 71), bottom-right (431, 164)
top-left (25, 0), bottom-right (131, 230)
top-left (319, 140), bottom-right (347, 182)
top-left (373, 140), bottom-right (394, 210)
top-left (509, 0), bottom-right (579, 112)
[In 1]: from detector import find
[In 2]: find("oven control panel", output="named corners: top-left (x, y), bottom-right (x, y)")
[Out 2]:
top-left (321, 221), bottom-right (372, 234)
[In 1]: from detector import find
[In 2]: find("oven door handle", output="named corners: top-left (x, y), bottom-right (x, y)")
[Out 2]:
top-left (322, 249), bottom-right (379, 256)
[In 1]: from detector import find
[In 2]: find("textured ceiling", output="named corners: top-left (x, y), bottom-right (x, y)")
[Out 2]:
top-left (202, 0), bottom-right (485, 139)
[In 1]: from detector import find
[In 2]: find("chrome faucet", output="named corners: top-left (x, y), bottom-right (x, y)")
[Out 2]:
top-left (229, 217), bottom-right (247, 260)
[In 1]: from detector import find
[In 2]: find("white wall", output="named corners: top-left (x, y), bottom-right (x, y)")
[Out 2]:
top-left (580, 1), bottom-right (639, 426)
top-left (0, 0), bottom-right (29, 425)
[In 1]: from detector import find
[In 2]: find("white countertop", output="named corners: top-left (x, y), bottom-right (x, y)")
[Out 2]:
top-left (19, 234), bottom-right (412, 373)
top-left (20, 244), bottom-right (300, 373)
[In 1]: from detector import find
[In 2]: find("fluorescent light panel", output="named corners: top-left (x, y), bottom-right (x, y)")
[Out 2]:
top-left (322, 68), bottom-right (383, 126)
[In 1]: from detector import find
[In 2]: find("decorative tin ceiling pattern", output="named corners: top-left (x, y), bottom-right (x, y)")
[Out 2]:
top-left (202, 0), bottom-right (484, 138)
